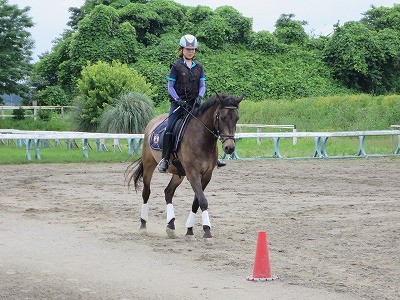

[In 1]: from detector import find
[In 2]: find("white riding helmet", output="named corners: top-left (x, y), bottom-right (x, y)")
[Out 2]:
top-left (179, 34), bottom-right (198, 49)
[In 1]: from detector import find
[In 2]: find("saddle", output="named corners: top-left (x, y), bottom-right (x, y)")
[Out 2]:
top-left (149, 113), bottom-right (191, 176)
top-left (150, 113), bottom-right (190, 152)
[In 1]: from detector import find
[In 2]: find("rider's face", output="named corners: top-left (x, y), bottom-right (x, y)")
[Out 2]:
top-left (183, 47), bottom-right (195, 59)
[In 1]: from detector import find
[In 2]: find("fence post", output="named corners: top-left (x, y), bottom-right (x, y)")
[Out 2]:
top-left (113, 139), bottom-right (123, 153)
top-left (35, 139), bottom-right (41, 159)
top-left (25, 139), bottom-right (32, 160)
top-left (256, 127), bottom-right (261, 145)
top-left (395, 134), bottom-right (400, 155)
top-left (32, 101), bottom-right (37, 121)
top-left (82, 139), bottom-right (89, 158)
top-left (273, 137), bottom-right (282, 158)
top-left (293, 125), bottom-right (297, 145)
top-left (357, 136), bottom-right (367, 157)
top-left (390, 125), bottom-right (400, 153)
top-left (313, 137), bottom-right (323, 158)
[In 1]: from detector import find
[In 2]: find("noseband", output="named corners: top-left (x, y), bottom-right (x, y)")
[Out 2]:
top-left (215, 106), bottom-right (238, 144)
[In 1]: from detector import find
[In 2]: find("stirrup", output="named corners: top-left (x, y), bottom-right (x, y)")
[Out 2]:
top-left (158, 159), bottom-right (169, 173)
top-left (217, 159), bottom-right (226, 168)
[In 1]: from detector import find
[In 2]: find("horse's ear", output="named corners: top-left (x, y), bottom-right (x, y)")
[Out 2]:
top-left (234, 94), bottom-right (244, 106)
top-left (215, 93), bottom-right (222, 105)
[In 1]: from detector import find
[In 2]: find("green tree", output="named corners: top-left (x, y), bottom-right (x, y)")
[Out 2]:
top-left (324, 21), bottom-right (400, 93)
top-left (30, 31), bottom-right (74, 93)
top-left (214, 6), bottom-right (252, 44)
top-left (74, 60), bottom-right (154, 131)
top-left (248, 30), bottom-right (285, 54)
top-left (362, 3), bottom-right (400, 31)
top-left (197, 15), bottom-right (229, 49)
top-left (273, 14), bottom-right (309, 45)
top-left (0, 0), bottom-right (34, 95)
top-left (62, 5), bottom-right (139, 92)
top-left (36, 85), bottom-right (69, 106)
top-left (118, 2), bottom-right (161, 45)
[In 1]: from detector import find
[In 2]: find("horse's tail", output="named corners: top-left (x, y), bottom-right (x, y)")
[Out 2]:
top-left (124, 157), bottom-right (144, 192)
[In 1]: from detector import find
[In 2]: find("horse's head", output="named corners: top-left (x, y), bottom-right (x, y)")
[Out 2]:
top-left (215, 93), bottom-right (244, 155)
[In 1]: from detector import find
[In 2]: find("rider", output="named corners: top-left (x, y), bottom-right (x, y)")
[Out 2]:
top-left (157, 34), bottom-right (226, 173)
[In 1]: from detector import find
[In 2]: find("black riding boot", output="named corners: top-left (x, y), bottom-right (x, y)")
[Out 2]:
top-left (217, 159), bottom-right (227, 168)
top-left (158, 133), bottom-right (172, 173)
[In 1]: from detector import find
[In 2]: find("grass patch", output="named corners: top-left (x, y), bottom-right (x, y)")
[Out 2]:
top-left (0, 139), bottom-right (140, 164)
top-left (223, 135), bottom-right (397, 159)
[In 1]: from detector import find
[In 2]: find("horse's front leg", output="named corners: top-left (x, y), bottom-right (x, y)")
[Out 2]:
top-left (185, 171), bottom-right (212, 240)
top-left (185, 197), bottom-right (199, 239)
top-left (164, 175), bottom-right (184, 238)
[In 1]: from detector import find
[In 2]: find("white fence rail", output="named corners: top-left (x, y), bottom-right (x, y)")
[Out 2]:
top-left (1, 105), bottom-right (74, 120)
top-left (1, 127), bottom-right (400, 160)
top-left (0, 130), bottom-right (143, 160)
top-left (231, 129), bottom-right (400, 159)
top-left (237, 124), bottom-right (297, 145)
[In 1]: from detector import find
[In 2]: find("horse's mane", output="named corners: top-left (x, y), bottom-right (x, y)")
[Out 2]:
top-left (195, 93), bottom-right (240, 116)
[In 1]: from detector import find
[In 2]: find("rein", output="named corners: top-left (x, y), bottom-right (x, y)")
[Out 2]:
top-left (179, 105), bottom-right (219, 138)
top-left (178, 104), bottom-right (238, 143)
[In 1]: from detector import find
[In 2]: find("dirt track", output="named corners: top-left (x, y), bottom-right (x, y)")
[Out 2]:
top-left (0, 158), bottom-right (399, 299)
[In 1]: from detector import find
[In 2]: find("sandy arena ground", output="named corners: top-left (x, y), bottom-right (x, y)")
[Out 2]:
top-left (0, 158), bottom-right (399, 300)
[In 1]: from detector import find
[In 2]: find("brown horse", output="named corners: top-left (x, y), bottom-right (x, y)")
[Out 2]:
top-left (126, 93), bottom-right (243, 241)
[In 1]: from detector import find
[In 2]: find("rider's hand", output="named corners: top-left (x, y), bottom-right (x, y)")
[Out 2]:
top-left (194, 96), bottom-right (202, 107)
top-left (175, 99), bottom-right (186, 107)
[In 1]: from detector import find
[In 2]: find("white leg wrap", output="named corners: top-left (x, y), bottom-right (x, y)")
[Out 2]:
top-left (167, 203), bottom-right (175, 223)
top-left (202, 211), bottom-right (211, 228)
top-left (185, 211), bottom-right (196, 228)
top-left (141, 203), bottom-right (148, 221)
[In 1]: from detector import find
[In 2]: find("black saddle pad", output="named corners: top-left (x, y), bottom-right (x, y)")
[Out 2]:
top-left (150, 113), bottom-right (190, 151)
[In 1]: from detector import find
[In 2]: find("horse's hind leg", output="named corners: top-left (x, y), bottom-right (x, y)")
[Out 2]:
top-left (164, 174), bottom-right (184, 238)
top-left (140, 162), bottom-right (157, 231)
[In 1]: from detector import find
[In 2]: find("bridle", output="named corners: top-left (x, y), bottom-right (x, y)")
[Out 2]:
top-left (179, 103), bottom-right (238, 143)
top-left (214, 106), bottom-right (238, 144)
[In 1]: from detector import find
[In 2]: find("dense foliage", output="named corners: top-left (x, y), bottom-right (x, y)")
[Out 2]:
top-left (2, 1), bottom-right (400, 132)
top-left (73, 60), bottom-right (154, 131)
top-left (0, 0), bottom-right (33, 95)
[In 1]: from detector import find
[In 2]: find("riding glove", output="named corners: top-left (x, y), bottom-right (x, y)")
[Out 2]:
top-left (194, 96), bottom-right (202, 107)
top-left (175, 99), bottom-right (186, 107)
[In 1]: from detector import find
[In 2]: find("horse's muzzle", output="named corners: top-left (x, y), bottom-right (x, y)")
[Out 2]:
top-left (222, 140), bottom-right (235, 154)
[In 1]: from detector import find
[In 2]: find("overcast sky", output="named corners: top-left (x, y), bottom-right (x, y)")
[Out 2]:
top-left (9, 0), bottom-right (398, 61)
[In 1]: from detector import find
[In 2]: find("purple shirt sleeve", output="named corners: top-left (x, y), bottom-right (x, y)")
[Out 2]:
top-left (168, 80), bottom-right (180, 100)
top-left (199, 79), bottom-right (206, 98)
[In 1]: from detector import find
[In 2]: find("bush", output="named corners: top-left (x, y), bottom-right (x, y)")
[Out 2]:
top-left (36, 85), bottom-right (70, 106)
top-left (98, 92), bottom-right (154, 133)
top-left (12, 107), bottom-right (25, 120)
top-left (74, 60), bottom-right (155, 131)
top-left (37, 109), bottom-right (53, 121)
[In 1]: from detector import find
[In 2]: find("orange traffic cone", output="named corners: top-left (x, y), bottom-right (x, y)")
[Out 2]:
top-left (247, 230), bottom-right (278, 281)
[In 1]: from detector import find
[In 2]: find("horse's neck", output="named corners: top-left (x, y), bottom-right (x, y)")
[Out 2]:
top-left (187, 104), bottom-right (218, 145)
top-left (198, 104), bottom-right (218, 129)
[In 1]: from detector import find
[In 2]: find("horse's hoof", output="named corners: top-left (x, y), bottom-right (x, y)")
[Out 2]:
top-left (184, 234), bottom-right (196, 241)
top-left (203, 237), bottom-right (214, 245)
top-left (138, 227), bottom-right (147, 235)
top-left (166, 227), bottom-right (176, 239)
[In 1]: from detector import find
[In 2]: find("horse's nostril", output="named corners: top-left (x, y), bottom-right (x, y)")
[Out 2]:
top-left (224, 145), bottom-right (235, 154)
